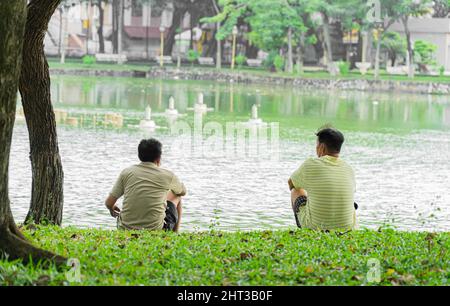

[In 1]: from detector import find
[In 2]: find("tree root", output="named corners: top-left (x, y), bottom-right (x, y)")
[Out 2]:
top-left (0, 224), bottom-right (67, 268)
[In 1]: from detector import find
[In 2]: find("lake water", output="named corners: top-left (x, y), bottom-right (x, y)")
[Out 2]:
top-left (10, 76), bottom-right (450, 232)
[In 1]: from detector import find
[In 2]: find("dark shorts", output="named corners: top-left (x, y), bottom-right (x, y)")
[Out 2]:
top-left (293, 196), bottom-right (308, 228)
top-left (292, 196), bottom-right (359, 229)
top-left (162, 201), bottom-right (178, 231)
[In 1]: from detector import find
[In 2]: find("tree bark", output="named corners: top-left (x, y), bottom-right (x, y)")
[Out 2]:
top-left (211, 0), bottom-right (222, 69)
top-left (402, 16), bottom-right (414, 78)
top-left (322, 14), bottom-right (336, 76)
top-left (0, 0), bottom-right (66, 266)
top-left (296, 33), bottom-right (305, 75)
top-left (286, 27), bottom-right (293, 73)
top-left (96, 0), bottom-right (105, 53)
top-left (216, 23), bottom-right (222, 69)
top-left (19, 0), bottom-right (64, 226)
top-left (374, 30), bottom-right (382, 79)
top-left (112, 0), bottom-right (119, 53)
top-left (164, 6), bottom-right (188, 56)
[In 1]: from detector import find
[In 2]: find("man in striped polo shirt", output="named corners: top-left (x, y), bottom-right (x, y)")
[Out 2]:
top-left (288, 127), bottom-right (357, 231)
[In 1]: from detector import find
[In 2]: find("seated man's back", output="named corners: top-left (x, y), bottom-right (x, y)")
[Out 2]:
top-left (105, 138), bottom-right (186, 231)
top-left (289, 127), bottom-right (357, 231)
top-left (111, 162), bottom-right (185, 230)
top-left (291, 155), bottom-right (356, 230)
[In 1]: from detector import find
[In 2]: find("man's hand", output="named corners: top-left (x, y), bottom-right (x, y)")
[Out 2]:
top-left (105, 195), bottom-right (120, 218)
top-left (109, 205), bottom-right (121, 218)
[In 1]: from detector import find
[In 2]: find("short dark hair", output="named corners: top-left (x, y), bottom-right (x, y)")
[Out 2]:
top-left (315, 128), bottom-right (344, 153)
top-left (138, 138), bottom-right (162, 162)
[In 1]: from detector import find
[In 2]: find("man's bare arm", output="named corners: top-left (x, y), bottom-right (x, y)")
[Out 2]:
top-left (105, 195), bottom-right (120, 218)
top-left (288, 178), bottom-right (295, 191)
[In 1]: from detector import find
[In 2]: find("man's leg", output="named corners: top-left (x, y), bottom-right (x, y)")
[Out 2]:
top-left (291, 188), bottom-right (307, 228)
top-left (167, 190), bottom-right (182, 232)
top-left (291, 188), bottom-right (307, 211)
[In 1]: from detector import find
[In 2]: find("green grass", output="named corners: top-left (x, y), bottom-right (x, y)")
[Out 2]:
top-left (48, 58), bottom-right (149, 72)
top-left (1, 226), bottom-right (448, 286)
top-left (47, 57), bottom-right (450, 83)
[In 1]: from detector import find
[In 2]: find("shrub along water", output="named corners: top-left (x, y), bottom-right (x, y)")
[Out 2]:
top-left (0, 226), bottom-right (448, 286)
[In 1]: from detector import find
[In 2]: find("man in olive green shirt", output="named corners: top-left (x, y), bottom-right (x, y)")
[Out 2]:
top-left (105, 138), bottom-right (186, 232)
top-left (288, 128), bottom-right (358, 231)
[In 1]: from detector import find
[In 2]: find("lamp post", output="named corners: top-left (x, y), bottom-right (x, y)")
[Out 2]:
top-left (160, 25), bottom-right (165, 67)
top-left (231, 25), bottom-right (238, 70)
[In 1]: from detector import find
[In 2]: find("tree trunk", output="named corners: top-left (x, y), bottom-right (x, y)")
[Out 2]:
top-left (390, 52), bottom-right (396, 67)
top-left (216, 23), bottom-right (222, 69)
top-left (118, 0), bottom-right (123, 54)
top-left (286, 27), bottom-right (293, 73)
top-left (0, 0), bottom-right (66, 266)
top-left (112, 0), bottom-right (119, 53)
top-left (243, 24), bottom-right (258, 59)
top-left (58, 7), bottom-right (63, 55)
top-left (402, 16), bottom-right (414, 78)
top-left (97, 0), bottom-right (105, 53)
top-left (211, 0), bottom-right (222, 69)
top-left (19, 0), bottom-right (64, 226)
top-left (374, 30), bottom-right (382, 79)
top-left (365, 30), bottom-right (373, 63)
top-left (322, 14), bottom-right (335, 76)
top-left (296, 33), bottom-right (305, 75)
top-left (164, 6), bottom-right (188, 56)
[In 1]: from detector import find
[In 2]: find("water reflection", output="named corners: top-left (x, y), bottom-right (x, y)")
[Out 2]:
top-left (45, 76), bottom-right (450, 131)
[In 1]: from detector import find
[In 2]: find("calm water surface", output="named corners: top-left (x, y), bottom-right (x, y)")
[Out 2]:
top-left (10, 76), bottom-right (450, 231)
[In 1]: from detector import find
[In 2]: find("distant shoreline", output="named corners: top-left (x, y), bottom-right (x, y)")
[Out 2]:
top-left (49, 66), bottom-right (450, 95)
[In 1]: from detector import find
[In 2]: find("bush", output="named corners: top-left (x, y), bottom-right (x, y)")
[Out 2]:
top-left (263, 51), bottom-right (277, 71)
top-left (263, 52), bottom-right (285, 73)
top-left (273, 55), bottom-right (285, 72)
top-left (187, 49), bottom-right (199, 66)
top-left (337, 61), bottom-right (350, 76)
top-left (235, 54), bottom-right (247, 69)
top-left (82, 55), bottom-right (96, 65)
top-left (380, 31), bottom-right (406, 66)
top-left (439, 65), bottom-right (445, 77)
top-left (414, 40), bottom-right (437, 66)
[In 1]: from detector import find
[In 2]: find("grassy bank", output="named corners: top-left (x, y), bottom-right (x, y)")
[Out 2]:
top-left (48, 57), bottom-right (450, 84)
top-left (1, 226), bottom-right (448, 286)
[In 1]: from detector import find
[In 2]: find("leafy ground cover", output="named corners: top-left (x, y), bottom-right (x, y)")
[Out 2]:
top-left (0, 226), bottom-right (448, 286)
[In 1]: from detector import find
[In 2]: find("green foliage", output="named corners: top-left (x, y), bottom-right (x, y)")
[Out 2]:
top-left (263, 51), bottom-right (277, 70)
top-left (235, 54), bottom-right (247, 69)
top-left (380, 32), bottom-right (406, 54)
top-left (337, 61), bottom-right (350, 76)
top-left (82, 55), bottom-right (96, 65)
top-left (380, 32), bottom-right (406, 66)
top-left (187, 49), bottom-right (199, 65)
top-left (439, 65), bottom-right (445, 77)
top-left (273, 54), bottom-right (285, 72)
top-left (1, 226), bottom-right (448, 285)
top-left (203, 0), bottom-right (318, 54)
top-left (414, 40), bottom-right (438, 65)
